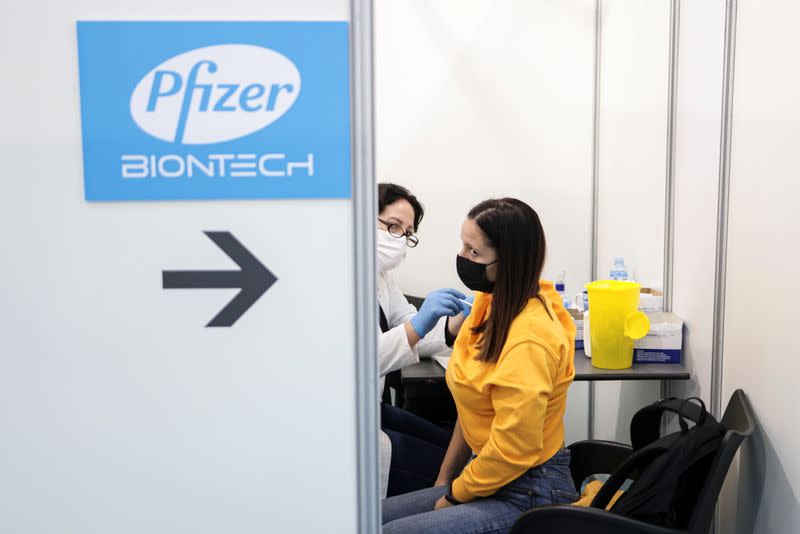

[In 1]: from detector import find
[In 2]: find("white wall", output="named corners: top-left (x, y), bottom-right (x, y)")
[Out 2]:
top-left (375, 0), bottom-right (595, 297)
top-left (670, 0), bottom-right (726, 405)
top-left (718, 1), bottom-right (800, 532)
top-left (375, 0), bottom-right (596, 443)
top-left (593, 0), bottom-right (670, 442)
top-left (0, 2), bottom-right (360, 533)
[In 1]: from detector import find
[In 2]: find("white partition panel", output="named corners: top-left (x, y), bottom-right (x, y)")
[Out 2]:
top-left (596, 0), bottom-right (669, 289)
top-left (0, 2), bottom-right (368, 533)
top-left (670, 0), bottom-right (726, 405)
top-left (594, 0), bottom-right (670, 443)
top-left (718, 1), bottom-right (800, 532)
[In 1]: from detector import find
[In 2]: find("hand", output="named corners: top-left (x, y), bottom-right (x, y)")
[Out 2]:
top-left (434, 496), bottom-right (454, 510)
top-left (410, 288), bottom-right (468, 337)
top-left (446, 294), bottom-right (474, 338)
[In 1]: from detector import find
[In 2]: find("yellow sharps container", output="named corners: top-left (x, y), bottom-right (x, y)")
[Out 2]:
top-left (586, 281), bottom-right (650, 370)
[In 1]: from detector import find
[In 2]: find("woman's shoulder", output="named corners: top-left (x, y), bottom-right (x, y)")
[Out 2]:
top-left (507, 295), bottom-right (569, 350)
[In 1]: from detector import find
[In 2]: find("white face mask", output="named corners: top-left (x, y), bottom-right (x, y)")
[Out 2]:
top-left (376, 229), bottom-right (407, 272)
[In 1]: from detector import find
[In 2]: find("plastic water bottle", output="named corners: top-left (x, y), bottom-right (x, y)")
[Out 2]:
top-left (610, 257), bottom-right (629, 281)
top-left (555, 271), bottom-right (569, 307)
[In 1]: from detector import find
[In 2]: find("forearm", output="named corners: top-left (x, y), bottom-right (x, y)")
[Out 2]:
top-left (447, 312), bottom-right (466, 338)
top-left (404, 321), bottom-right (421, 349)
top-left (404, 317), bottom-right (449, 354)
top-left (378, 326), bottom-right (420, 376)
top-left (435, 419), bottom-right (472, 485)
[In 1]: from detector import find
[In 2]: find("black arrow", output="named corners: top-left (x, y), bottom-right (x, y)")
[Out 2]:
top-left (162, 231), bottom-right (277, 327)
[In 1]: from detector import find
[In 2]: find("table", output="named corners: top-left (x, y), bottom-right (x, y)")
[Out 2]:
top-left (402, 349), bottom-right (689, 382)
top-left (401, 349), bottom-right (690, 437)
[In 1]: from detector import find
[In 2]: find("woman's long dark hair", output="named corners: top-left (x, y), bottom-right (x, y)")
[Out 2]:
top-left (469, 198), bottom-right (547, 363)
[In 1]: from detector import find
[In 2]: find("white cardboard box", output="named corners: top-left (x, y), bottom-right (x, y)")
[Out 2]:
top-left (639, 287), bottom-right (664, 312)
top-left (568, 308), bottom-right (584, 350)
top-left (634, 312), bottom-right (683, 364)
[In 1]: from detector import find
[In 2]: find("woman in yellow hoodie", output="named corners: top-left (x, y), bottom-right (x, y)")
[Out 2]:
top-left (382, 198), bottom-right (578, 534)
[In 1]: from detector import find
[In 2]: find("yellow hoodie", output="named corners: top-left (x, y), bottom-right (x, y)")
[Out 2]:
top-left (446, 281), bottom-right (576, 503)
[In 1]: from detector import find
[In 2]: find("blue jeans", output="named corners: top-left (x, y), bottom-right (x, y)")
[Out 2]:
top-left (382, 449), bottom-right (578, 534)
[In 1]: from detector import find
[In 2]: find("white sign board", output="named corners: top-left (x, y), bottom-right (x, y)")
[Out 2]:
top-left (0, 4), bottom-right (370, 533)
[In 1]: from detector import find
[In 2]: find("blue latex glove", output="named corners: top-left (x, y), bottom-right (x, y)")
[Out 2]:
top-left (410, 288), bottom-right (468, 337)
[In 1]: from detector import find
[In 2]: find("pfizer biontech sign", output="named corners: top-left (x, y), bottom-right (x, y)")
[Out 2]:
top-left (130, 44), bottom-right (301, 145)
top-left (76, 22), bottom-right (350, 201)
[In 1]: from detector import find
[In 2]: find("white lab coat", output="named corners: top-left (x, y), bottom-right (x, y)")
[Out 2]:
top-left (377, 270), bottom-right (450, 497)
top-left (377, 269), bottom-right (449, 395)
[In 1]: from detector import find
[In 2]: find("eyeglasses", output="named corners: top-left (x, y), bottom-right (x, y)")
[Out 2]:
top-left (378, 218), bottom-right (419, 248)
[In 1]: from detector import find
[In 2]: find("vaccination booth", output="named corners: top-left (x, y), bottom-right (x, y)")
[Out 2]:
top-left (1, 0), bottom-right (796, 533)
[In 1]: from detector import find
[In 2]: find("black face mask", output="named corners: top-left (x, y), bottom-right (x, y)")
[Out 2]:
top-left (456, 255), bottom-right (497, 293)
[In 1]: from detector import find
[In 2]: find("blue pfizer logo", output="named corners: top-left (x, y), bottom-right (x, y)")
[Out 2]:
top-left (130, 45), bottom-right (301, 145)
top-left (77, 21), bottom-right (351, 201)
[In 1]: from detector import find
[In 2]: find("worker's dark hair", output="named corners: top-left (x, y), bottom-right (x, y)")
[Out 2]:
top-left (378, 183), bottom-right (425, 232)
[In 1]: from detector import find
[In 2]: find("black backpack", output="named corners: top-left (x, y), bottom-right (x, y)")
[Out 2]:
top-left (590, 397), bottom-right (725, 528)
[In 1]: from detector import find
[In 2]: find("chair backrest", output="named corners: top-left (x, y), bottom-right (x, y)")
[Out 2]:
top-left (404, 294), bottom-right (424, 310)
top-left (382, 295), bottom-right (424, 407)
top-left (687, 389), bottom-right (755, 534)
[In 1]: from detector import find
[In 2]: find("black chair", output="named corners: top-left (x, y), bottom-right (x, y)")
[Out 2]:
top-left (404, 294), bottom-right (425, 311)
top-left (382, 295), bottom-right (426, 407)
top-left (510, 389), bottom-right (755, 534)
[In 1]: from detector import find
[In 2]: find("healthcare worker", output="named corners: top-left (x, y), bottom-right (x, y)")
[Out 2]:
top-left (376, 183), bottom-right (471, 498)
top-left (382, 198), bottom-right (578, 534)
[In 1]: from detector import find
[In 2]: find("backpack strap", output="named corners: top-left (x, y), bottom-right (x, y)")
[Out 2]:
top-left (630, 397), bottom-right (714, 451)
top-left (589, 436), bottom-right (676, 510)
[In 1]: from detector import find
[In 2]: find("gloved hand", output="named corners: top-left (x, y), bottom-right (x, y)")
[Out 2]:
top-left (410, 288), bottom-right (468, 337)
